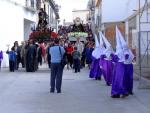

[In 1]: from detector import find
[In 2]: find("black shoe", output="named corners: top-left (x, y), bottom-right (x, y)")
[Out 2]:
top-left (50, 89), bottom-right (54, 93)
top-left (129, 92), bottom-right (134, 95)
top-left (50, 90), bottom-right (54, 93)
top-left (57, 90), bottom-right (61, 93)
top-left (96, 77), bottom-right (101, 80)
top-left (111, 94), bottom-right (120, 98)
top-left (106, 83), bottom-right (111, 86)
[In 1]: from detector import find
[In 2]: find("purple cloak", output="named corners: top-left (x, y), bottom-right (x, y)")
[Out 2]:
top-left (111, 62), bottom-right (128, 95)
top-left (89, 57), bottom-right (102, 79)
top-left (124, 64), bottom-right (133, 94)
top-left (0, 51), bottom-right (3, 61)
top-left (102, 59), bottom-right (114, 85)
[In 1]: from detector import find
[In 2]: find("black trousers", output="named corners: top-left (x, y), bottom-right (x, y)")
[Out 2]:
top-left (73, 59), bottom-right (80, 72)
top-left (67, 54), bottom-right (73, 67)
top-left (9, 60), bottom-right (15, 72)
top-left (81, 56), bottom-right (85, 67)
top-left (50, 63), bottom-right (63, 92)
top-left (21, 57), bottom-right (25, 68)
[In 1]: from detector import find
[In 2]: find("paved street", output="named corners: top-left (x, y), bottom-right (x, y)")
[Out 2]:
top-left (0, 65), bottom-right (150, 113)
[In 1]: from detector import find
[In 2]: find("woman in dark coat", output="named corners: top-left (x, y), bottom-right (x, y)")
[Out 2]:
top-left (25, 40), bottom-right (37, 72)
top-left (85, 43), bottom-right (94, 69)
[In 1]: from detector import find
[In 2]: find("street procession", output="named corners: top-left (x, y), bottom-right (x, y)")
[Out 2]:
top-left (0, 7), bottom-right (134, 98)
top-left (0, 0), bottom-right (150, 113)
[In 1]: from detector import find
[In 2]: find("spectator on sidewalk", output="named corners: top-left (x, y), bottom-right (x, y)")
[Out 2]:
top-left (20, 41), bottom-right (26, 68)
top-left (25, 40), bottom-right (37, 72)
top-left (72, 47), bottom-right (80, 73)
top-left (85, 43), bottom-right (94, 69)
top-left (81, 43), bottom-right (87, 68)
top-left (75, 37), bottom-right (83, 54)
top-left (12, 41), bottom-right (21, 70)
top-left (6, 48), bottom-right (16, 72)
top-left (49, 39), bottom-right (65, 93)
top-left (66, 43), bottom-right (74, 69)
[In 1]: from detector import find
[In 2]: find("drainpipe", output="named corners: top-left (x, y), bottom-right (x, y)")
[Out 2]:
top-left (91, 0), bottom-right (96, 35)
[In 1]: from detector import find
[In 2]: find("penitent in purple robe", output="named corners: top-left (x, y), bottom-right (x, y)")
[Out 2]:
top-left (111, 62), bottom-right (128, 95)
top-left (124, 64), bottom-right (133, 94)
top-left (99, 55), bottom-right (106, 76)
top-left (102, 59), bottom-right (114, 85)
top-left (89, 57), bottom-right (102, 79)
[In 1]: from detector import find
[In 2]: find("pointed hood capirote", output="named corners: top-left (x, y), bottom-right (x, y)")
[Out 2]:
top-left (100, 32), bottom-right (113, 58)
top-left (115, 26), bottom-right (125, 62)
top-left (92, 34), bottom-right (101, 59)
top-left (115, 26), bottom-right (134, 62)
top-left (98, 32), bottom-right (106, 53)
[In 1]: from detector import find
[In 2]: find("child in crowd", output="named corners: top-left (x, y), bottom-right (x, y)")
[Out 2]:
top-left (72, 47), bottom-right (80, 73)
top-left (7, 48), bottom-right (16, 72)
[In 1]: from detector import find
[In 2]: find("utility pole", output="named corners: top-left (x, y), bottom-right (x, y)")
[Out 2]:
top-left (138, 0), bottom-right (142, 87)
top-left (91, 0), bottom-right (95, 35)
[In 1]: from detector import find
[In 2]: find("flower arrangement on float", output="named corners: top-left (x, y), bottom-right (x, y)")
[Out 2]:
top-left (29, 29), bottom-right (58, 41)
top-left (29, 8), bottom-right (58, 42)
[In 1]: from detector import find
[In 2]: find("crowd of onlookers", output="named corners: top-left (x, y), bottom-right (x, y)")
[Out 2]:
top-left (5, 40), bottom-right (47, 72)
top-left (0, 22), bottom-right (95, 73)
top-left (62, 37), bottom-right (95, 72)
top-left (0, 36), bottom-right (95, 73)
top-left (58, 24), bottom-right (93, 40)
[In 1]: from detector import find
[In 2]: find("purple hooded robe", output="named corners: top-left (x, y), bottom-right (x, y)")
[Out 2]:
top-left (111, 55), bottom-right (128, 95)
top-left (89, 57), bottom-right (102, 79)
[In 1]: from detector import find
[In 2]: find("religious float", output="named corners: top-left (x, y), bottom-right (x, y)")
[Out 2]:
top-left (69, 17), bottom-right (88, 41)
top-left (58, 17), bottom-right (91, 42)
top-left (29, 8), bottom-right (58, 42)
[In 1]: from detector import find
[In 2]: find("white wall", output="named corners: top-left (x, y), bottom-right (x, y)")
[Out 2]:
top-left (125, 0), bottom-right (146, 19)
top-left (102, 0), bottom-right (128, 23)
top-left (0, 0), bottom-right (23, 51)
top-left (9, 0), bottom-right (25, 6)
top-left (97, 0), bottom-right (147, 23)
top-left (0, 0), bottom-right (37, 49)
top-left (24, 19), bottom-right (35, 40)
top-left (125, 0), bottom-right (150, 57)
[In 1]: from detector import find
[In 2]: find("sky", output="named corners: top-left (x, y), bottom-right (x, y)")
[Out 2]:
top-left (55, 0), bottom-right (89, 23)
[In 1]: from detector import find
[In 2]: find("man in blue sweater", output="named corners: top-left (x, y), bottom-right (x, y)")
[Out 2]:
top-left (49, 39), bottom-right (65, 93)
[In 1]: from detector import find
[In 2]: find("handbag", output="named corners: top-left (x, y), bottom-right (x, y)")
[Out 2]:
top-left (59, 46), bottom-right (67, 67)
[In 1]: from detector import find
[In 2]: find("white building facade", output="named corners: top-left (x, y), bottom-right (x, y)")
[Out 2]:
top-left (0, 0), bottom-right (37, 49)
top-left (46, 0), bottom-right (59, 32)
top-left (125, 0), bottom-right (150, 67)
top-left (0, 0), bottom-right (37, 67)
top-left (91, 0), bottom-right (150, 68)
top-left (0, 0), bottom-right (60, 67)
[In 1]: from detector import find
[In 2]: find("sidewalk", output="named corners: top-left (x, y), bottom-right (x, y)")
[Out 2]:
top-left (0, 66), bottom-right (150, 113)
